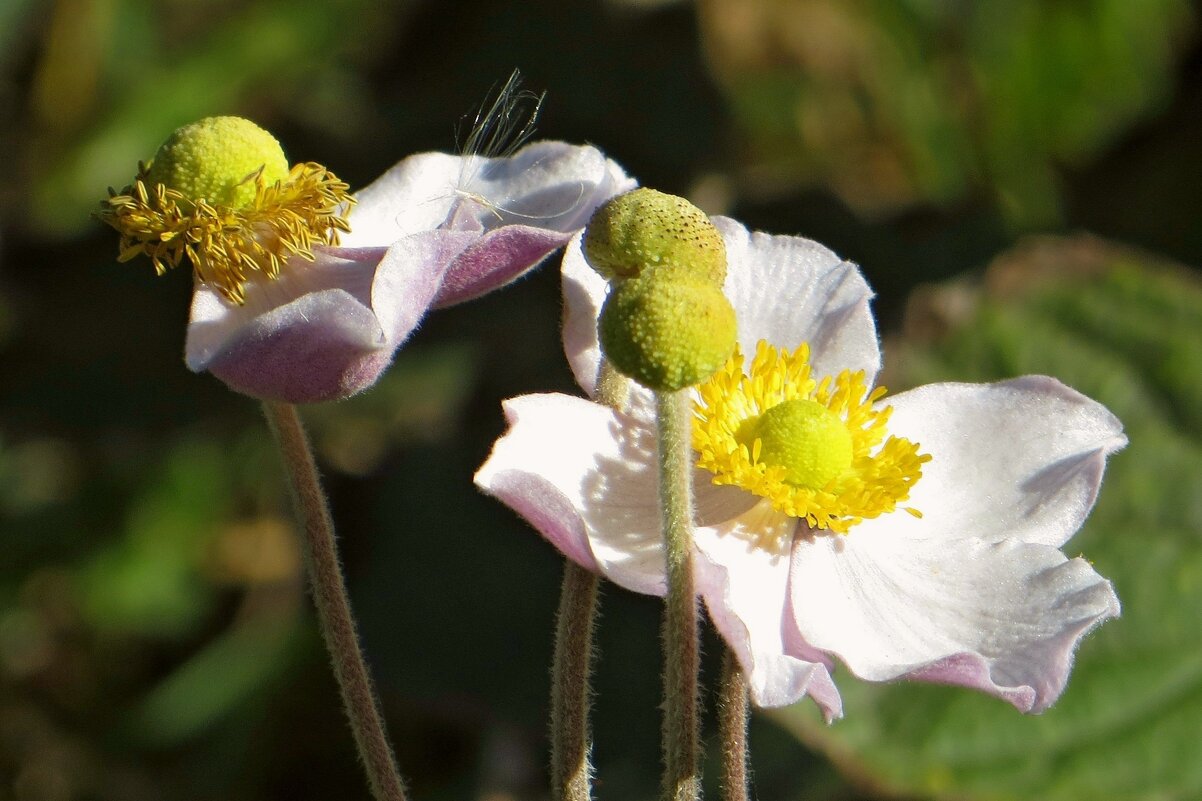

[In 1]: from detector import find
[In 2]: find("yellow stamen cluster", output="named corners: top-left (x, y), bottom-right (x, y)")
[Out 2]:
top-left (99, 158), bottom-right (353, 304)
top-left (693, 341), bottom-right (931, 534)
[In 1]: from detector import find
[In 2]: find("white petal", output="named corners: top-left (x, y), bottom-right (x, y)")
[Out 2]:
top-left (340, 152), bottom-right (463, 246)
top-left (694, 503), bottom-right (842, 717)
top-left (474, 393), bottom-right (666, 595)
top-left (789, 534), bottom-right (1120, 712)
top-left (712, 217), bottom-right (880, 383)
top-left (459, 141), bottom-right (636, 233)
top-left (561, 219), bottom-right (881, 398)
top-left (561, 232), bottom-right (610, 396)
top-left (859, 376), bottom-right (1127, 547)
top-left (343, 143), bottom-right (632, 248)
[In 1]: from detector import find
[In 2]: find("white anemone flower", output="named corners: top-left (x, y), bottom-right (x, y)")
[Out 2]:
top-left (102, 115), bottom-right (633, 403)
top-left (475, 217), bottom-right (1124, 721)
top-left (184, 140), bottom-right (634, 402)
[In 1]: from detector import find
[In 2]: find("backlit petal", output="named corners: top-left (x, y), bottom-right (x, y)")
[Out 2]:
top-left (475, 394), bottom-right (666, 595)
top-left (789, 534), bottom-right (1120, 712)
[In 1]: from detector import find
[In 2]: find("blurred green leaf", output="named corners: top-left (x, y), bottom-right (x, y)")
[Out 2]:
top-left (777, 236), bottom-right (1202, 801)
top-left (702, 0), bottom-right (1195, 225)
top-left (78, 437), bottom-right (232, 637)
top-left (128, 600), bottom-right (302, 746)
top-left (32, 0), bottom-right (412, 235)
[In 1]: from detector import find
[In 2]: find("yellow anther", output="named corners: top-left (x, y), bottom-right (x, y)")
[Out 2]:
top-left (97, 116), bottom-right (354, 304)
top-left (693, 342), bottom-right (930, 535)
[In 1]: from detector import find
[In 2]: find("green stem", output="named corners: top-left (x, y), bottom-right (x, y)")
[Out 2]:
top-left (656, 389), bottom-right (701, 801)
top-left (717, 649), bottom-right (750, 801)
top-left (262, 402), bottom-right (408, 801)
top-left (549, 360), bottom-right (629, 801)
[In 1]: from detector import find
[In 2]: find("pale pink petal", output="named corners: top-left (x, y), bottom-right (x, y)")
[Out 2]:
top-left (197, 289), bottom-right (387, 403)
top-left (474, 394), bottom-right (666, 595)
top-left (185, 249), bottom-right (377, 371)
top-left (694, 502), bottom-right (843, 718)
top-left (368, 229), bottom-right (478, 344)
top-left (789, 534), bottom-right (1120, 712)
top-left (433, 225), bottom-right (573, 307)
top-left (188, 229), bottom-right (475, 403)
top-left (712, 217), bottom-right (880, 384)
top-left (857, 376), bottom-right (1127, 547)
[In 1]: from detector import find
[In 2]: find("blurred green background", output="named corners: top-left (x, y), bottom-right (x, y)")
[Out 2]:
top-left (2, 0), bottom-right (1201, 799)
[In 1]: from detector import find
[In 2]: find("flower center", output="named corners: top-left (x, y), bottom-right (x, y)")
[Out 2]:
top-left (743, 399), bottom-right (853, 489)
top-left (145, 117), bottom-right (290, 210)
top-left (693, 340), bottom-right (930, 534)
top-left (97, 116), bottom-right (354, 305)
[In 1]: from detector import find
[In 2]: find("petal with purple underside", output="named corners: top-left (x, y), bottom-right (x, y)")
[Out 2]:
top-left (188, 229), bottom-right (475, 403)
top-left (199, 288), bottom-right (387, 403)
top-left (474, 393), bottom-right (667, 595)
top-left (789, 533), bottom-right (1120, 712)
top-left (185, 247), bottom-right (383, 371)
top-left (433, 225), bottom-right (573, 307)
top-left (369, 228), bottom-right (478, 345)
top-left (856, 376), bottom-right (1127, 547)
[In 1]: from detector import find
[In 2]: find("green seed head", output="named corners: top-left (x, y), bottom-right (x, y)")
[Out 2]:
top-left (748, 399), bottom-right (853, 489)
top-left (583, 188), bottom-right (726, 286)
top-left (144, 116), bottom-right (290, 210)
top-left (599, 269), bottom-right (737, 391)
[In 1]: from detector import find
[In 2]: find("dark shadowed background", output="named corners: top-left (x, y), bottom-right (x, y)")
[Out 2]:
top-left (2, 1), bottom-right (1201, 799)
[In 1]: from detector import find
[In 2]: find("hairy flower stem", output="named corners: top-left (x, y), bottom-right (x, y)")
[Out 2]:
top-left (549, 361), bottom-right (629, 801)
top-left (717, 649), bottom-right (750, 801)
top-left (551, 562), bottom-right (600, 801)
top-left (656, 389), bottom-right (701, 801)
top-left (262, 402), bottom-right (408, 801)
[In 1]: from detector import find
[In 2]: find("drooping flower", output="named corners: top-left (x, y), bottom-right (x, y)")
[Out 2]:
top-left (475, 216), bottom-right (1124, 720)
top-left (100, 116), bottom-right (633, 403)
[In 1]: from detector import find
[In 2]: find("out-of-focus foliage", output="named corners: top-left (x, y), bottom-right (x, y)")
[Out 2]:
top-left (780, 237), bottom-right (1202, 801)
top-left (21, 0), bottom-right (419, 237)
top-left (0, 346), bottom-right (480, 797)
top-left (3, 0), bottom-right (1202, 798)
top-left (699, 0), bottom-right (1195, 225)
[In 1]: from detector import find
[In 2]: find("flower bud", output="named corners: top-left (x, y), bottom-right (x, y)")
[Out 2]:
top-left (583, 188), bottom-right (726, 285)
top-left (599, 268), bottom-right (736, 391)
top-left (144, 116), bottom-right (290, 210)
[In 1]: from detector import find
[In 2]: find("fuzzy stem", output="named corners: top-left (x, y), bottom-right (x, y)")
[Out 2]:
top-left (550, 562), bottom-right (600, 801)
top-left (549, 360), bottom-right (629, 801)
top-left (262, 401), bottom-right (408, 801)
top-left (656, 389), bottom-right (701, 801)
top-left (717, 649), bottom-right (750, 801)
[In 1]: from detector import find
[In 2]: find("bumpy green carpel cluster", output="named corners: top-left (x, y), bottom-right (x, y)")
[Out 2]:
top-left (583, 188), bottom-right (736, 392)
top-left (97, 116), bottom-right (353, 304)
